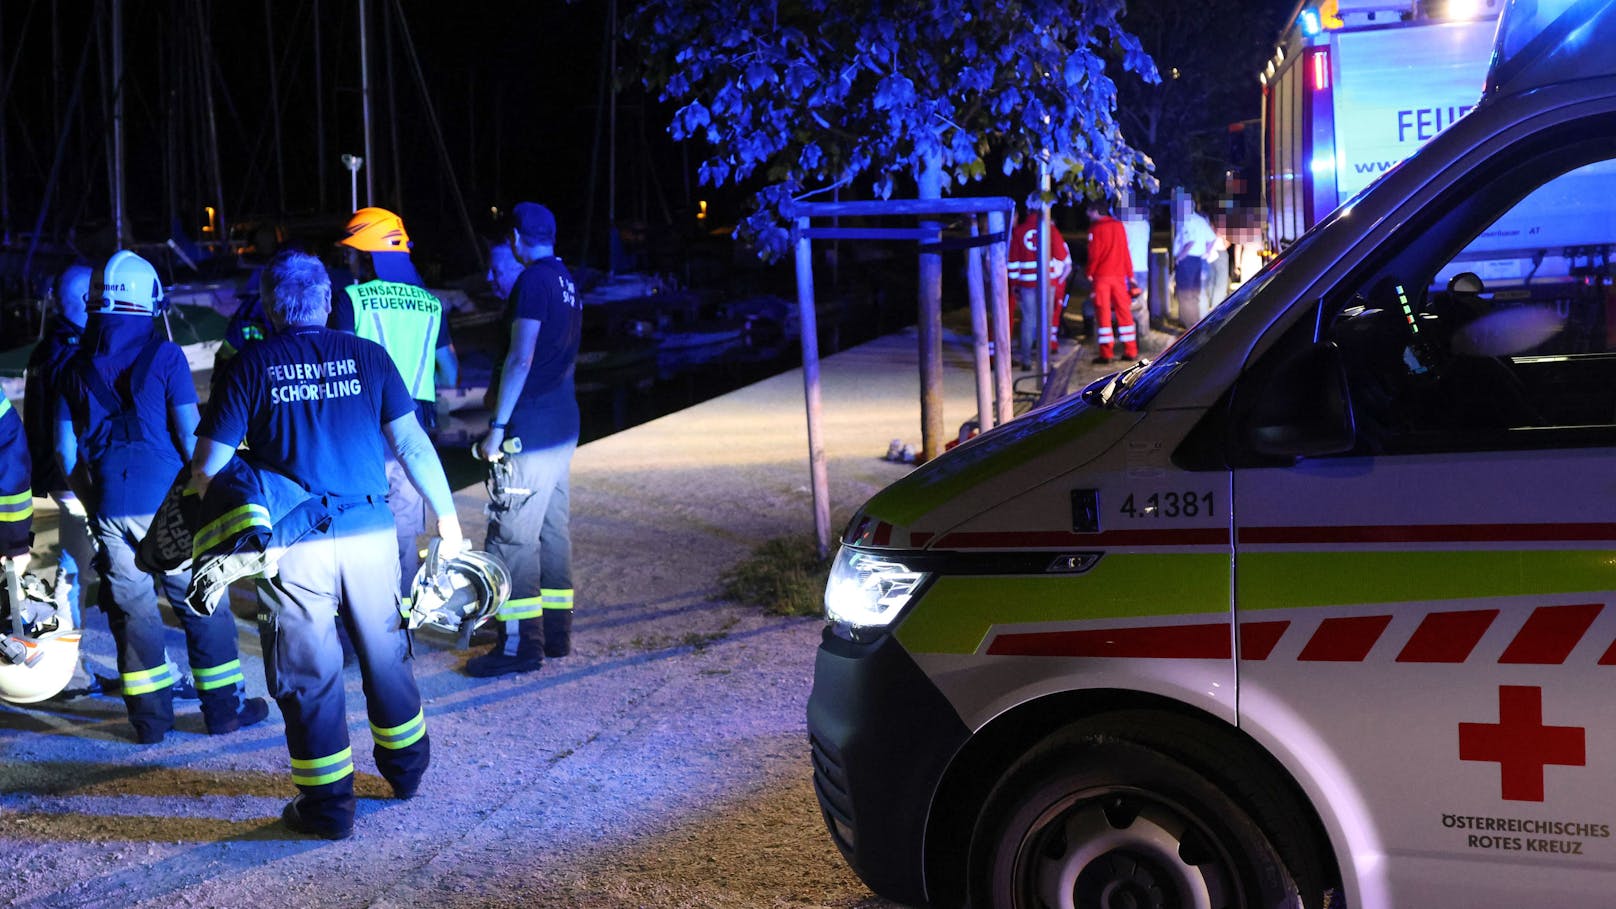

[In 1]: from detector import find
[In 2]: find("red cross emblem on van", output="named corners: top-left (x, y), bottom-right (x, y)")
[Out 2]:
top-left (1458, 686), bottom-right (1585, 802)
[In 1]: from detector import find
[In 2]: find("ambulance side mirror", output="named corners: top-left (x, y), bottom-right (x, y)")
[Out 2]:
top-left (1245, 342), bottom-right (1357, 459)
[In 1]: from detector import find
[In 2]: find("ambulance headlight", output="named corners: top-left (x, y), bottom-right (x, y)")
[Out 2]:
top-left (824, 546), bottom-right (927, 638)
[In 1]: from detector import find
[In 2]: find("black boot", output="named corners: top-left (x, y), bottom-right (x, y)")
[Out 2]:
top-left (542, 610), bottom-right (572, 658)
top-left (204, 694), bottom-right (271, 735)
top-left (464, 618), bottom-right (543, 677)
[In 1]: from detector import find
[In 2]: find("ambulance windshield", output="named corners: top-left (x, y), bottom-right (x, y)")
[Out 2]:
top-left (1486, 0), bottom-right (1616, 94)
top-left (1496, 0), bottom-right (1579, 63)
top-left (1111, 233), bottom-right (1310, 410)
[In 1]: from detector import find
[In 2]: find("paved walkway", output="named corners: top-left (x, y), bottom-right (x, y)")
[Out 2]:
top-left (0, 324), bottom-right (1018, 906)
top-left (0, 319), bottom-right (1176, 907)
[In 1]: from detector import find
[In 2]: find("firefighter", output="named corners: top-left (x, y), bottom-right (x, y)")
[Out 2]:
top-left (1085, 200), bottom-right (1138, 363)
top-left (466, 204), bottom-right (580, 677)
top-left (23, 264), bottom-right (95, 622)
top-left (55, 251), bottom-right (266, 744)
top-left (1006, 207), bottom-right (1072, 370)
top-left (332, 207), bottom-right (460, 601)
top-left (210, 268), bottom-right (273, 397)
top-left (193, 249), bottom-right (464, 840)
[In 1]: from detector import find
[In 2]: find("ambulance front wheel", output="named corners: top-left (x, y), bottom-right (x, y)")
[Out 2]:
top-left (969, 721), bottom-right (1322, 909)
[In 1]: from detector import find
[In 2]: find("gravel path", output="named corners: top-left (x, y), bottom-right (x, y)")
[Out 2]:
top-left (0, 326), bottom-right (1168, 908)
top-left (0, 335), bottom-right (944, 909)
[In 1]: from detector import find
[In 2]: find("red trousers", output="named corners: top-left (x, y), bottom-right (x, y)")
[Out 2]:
top-left (1091, 275), bottom-right (1137, 359)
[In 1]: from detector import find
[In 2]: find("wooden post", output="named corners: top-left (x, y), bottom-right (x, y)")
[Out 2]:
top-left (794, 217), bottom-right (832, 559)
top-left (986, 208), bottom-right (1014, 425)
top-left (1037, 163), bottom-right (1053, 378)
top-left (966, 216), bottom-right (994, 433)
top-left (917, 161), bottom-right (944, 462)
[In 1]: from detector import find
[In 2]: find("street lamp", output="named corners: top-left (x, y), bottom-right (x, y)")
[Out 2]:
top-left (342, 154), bottom-right (364, 213)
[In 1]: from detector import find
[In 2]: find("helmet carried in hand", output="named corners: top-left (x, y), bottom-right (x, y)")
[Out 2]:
top-left (407, 540), bottom-right (510, 635)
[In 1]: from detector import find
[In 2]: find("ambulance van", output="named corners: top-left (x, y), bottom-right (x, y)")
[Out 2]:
top-left (808, 2), bottom-right (1616, 906)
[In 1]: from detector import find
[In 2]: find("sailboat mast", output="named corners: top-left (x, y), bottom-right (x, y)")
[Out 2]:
top-left (313, 0), bottom-right (327, 210)
top-left (265, 0), bottom-right (286, 213)
top-left (110, 0), bottom-right (127, 248)
top-left (607, 0), bottom-right (617, 252)
top-left (0, 1), bottom-right (10, 245)
top-left (358, 0), bottom-right (374, 207)
top-left (196, 0), bottom-right (226, 249)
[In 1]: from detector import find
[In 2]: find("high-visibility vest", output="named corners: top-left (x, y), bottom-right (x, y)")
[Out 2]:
top-left (343, 280), bottom-right (442, 402)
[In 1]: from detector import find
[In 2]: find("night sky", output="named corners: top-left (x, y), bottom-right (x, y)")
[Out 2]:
top-left (0, 0), bottom-right (1286, 284)
top-left (0, 1), bottom-right (689, 278)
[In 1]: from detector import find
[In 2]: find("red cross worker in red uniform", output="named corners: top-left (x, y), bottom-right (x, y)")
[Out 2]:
top-left (1085, 200), bottom-right (1138, 363)
top-left (1005, 209), bottom-right (1071, 370)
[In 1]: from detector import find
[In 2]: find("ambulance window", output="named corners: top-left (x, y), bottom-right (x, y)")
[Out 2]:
top-left (1223, 116), bottom-right (1616, 464)
top-left (1321, 127), bottom-right (1616, 455)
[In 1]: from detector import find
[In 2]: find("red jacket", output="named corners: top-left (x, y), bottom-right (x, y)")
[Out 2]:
top-left (1007, 215), bottom-right (1072, 290)
top-left (1085, 215), bottom-right (1133, 281)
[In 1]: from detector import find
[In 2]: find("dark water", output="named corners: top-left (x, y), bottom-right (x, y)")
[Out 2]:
top-left (433, 287), bottom-right (903, 491)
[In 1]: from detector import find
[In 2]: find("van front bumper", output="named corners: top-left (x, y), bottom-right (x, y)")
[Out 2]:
top-left (807, 625), bottom-right (971, 907)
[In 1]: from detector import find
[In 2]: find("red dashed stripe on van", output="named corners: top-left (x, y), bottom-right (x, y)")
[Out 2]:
top-left (986, 603), bottom-right (1614, 664)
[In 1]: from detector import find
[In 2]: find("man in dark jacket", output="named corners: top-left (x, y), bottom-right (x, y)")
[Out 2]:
top-left (24, 264), bottom-right (94, 623)
top-left (466, 203), bottom-right (581, 677)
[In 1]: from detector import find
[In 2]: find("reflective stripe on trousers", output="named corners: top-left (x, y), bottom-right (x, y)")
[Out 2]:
top-left (291, 747), bottom-right (355, 787)
top-left (193, 658), bottom-right (245, 691)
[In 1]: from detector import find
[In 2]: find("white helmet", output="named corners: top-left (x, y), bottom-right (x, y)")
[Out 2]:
top-left (0, 571), bottom-right (82, 705)
top-left (407, 542), bottom-right (510, 636)
top-left (91, 250), bottom-right (165, 316)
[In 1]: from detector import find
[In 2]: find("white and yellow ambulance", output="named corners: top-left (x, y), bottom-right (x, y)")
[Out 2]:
top-left (809, 2), bottom-right (1616, 906)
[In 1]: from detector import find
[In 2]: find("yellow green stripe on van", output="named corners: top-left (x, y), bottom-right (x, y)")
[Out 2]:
top-left (896, 552), bottom-right (1230, 655)
top-left (1239, 550), bottom-right (1616, 612)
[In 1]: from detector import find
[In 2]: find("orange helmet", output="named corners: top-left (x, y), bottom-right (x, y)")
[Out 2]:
top-left (339, 207), bottom-right (411, 252)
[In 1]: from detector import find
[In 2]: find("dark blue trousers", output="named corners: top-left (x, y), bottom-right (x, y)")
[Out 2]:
top-left (255, 499), bottom-right (429, 829)
top-left (485, 436), bottom-right (576, 659)
top-left (94, 511), bottom-right (245, 739)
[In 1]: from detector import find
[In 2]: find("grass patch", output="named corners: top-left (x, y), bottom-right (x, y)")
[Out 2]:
top-left (719, 535), bottom-right (833, 617)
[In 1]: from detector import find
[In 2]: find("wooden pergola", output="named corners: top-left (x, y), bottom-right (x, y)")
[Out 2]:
top-left (785, 196), bottom-right (1020, 556)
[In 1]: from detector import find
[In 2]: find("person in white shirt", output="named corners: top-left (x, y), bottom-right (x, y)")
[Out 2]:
top-left (1172, 196), bottom-right (1217, 326)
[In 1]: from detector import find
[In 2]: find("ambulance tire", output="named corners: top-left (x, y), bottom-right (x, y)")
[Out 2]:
top-left (969, 719), bottom-right (1320, 909)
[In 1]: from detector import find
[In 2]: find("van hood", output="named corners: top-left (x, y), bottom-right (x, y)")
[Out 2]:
top-left (846, 391), bottom-right (1142, 549)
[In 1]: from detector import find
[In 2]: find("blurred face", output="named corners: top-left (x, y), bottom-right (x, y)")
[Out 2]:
top-left (57, 267), bottom-right (91, 328)
top-left (486, 242), bottom-right (523, 299)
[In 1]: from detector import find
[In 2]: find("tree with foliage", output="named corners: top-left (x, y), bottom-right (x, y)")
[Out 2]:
top-left (1115, 0), bottom-right (1293, 199)
top-left (628, 0), bottom-right (1160, 259)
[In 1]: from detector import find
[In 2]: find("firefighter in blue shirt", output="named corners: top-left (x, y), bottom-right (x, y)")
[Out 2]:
top-left (466, 202), bottom-right (580, 677)
top-left (55, 251), bottom-right (267, 744)
top-left (193, 249), bottom-right (465, 840)
top-left (23, 264), bottom-right (95, 623)
top-left (330, 207), bottom-right (459, 604)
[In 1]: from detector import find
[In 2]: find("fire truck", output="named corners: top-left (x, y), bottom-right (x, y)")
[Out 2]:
top-left (1262, 0), bottom-right (1503, 252)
